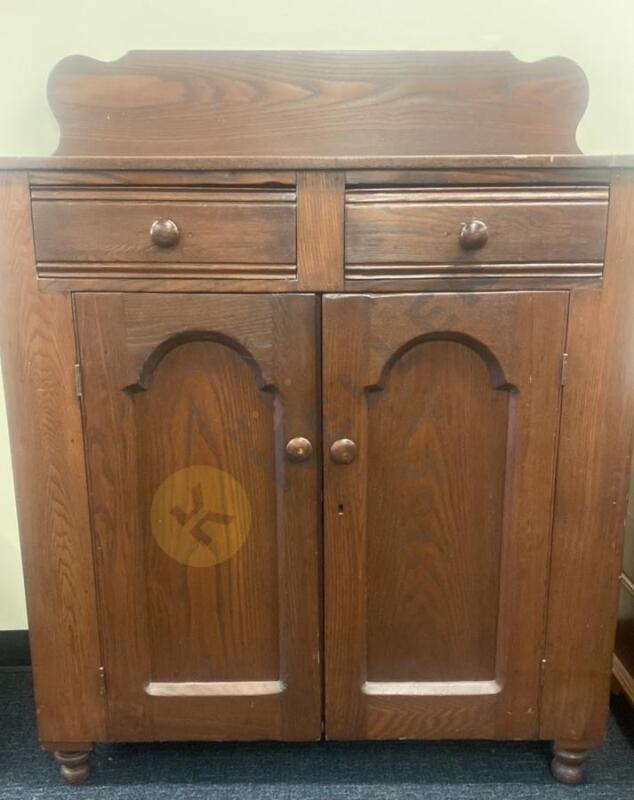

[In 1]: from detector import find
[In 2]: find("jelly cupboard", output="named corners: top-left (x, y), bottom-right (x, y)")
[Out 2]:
top-left (1, 52), bottom-right (633, 786)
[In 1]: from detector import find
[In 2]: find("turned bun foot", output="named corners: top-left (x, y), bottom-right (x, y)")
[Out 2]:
top-left (551, 747), bottom-right (588, 785)
top-left (54, 750), bottom-right (91, 784)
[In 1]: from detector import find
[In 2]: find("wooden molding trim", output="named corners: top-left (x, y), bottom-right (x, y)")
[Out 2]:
top-left (612, 654), bottom-right (634, 706)
top-left (620, 573), bottom-right (634, 596)
top-left (47, 51), bottom-right (588, 157)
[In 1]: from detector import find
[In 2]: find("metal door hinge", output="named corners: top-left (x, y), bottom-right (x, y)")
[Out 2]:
top-left (98, 666), bottom-right (107, 696)
top-left (560, 353), bottom-right (569, 386)
top-left (74, 363), bottom-right (83, 398)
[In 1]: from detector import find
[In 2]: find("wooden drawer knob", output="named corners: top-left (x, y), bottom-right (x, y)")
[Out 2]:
top-left (150, 218), bottom-right (180, 248)
top-left (285, 437), bottom-right (313, 462)
top-left (330, 438), bottom-right (358, 465)
top-left (459, 219), bottom-right (488, 251)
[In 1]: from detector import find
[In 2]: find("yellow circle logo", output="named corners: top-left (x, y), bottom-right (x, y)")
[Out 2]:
top-left (150, 465), bottom-right (252, 567)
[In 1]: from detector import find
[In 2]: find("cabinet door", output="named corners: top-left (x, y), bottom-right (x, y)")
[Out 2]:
top-left (75, 293), bottom-right (321, 741)
top-left (323, 292), bottom-right (567, 740)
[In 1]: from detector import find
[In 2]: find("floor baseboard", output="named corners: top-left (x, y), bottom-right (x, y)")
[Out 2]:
top-left (0, 629), bottom-right (30, 666)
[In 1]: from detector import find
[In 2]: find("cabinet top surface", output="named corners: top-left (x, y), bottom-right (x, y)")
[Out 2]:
top-left (2, 154), bottom-right (634, 171)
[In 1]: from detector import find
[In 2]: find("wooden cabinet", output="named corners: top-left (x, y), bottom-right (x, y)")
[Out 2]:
top-left (1, 52), bottom-right (634, 787)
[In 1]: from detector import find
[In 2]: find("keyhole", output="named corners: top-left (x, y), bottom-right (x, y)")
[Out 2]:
top-left (337, 503), bottom-right (345, 516)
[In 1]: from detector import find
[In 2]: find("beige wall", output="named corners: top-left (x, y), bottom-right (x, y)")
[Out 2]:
top-left (1, 0), bottom-right (633, 629)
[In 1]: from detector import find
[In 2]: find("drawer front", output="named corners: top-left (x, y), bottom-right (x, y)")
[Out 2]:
top-left (345, 187), bottom-right (609, 281)
top-left (31, 189), bottom-right (296, 278)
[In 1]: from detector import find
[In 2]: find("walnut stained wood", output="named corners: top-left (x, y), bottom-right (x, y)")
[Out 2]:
top-left (345, 187), bottom-right (609, 281)
top-left (1, 52), bottom-right (633, 785)
top-left (48, 51), bottom-right (588, 157)
top-left (541, 174), bottom-right (634, 747)
top-left (74, 293), bottom-right (321, 741)
top-left (0, 155), bottom-right (632, 171)
top-left (365, 340), bottom-right (508, 684)
top-left (31, 187), bottom-right (296, 279)
top-left (0, 174), bottom-right (105, 743)
top-left (323, 292), bottom-right (567, 739)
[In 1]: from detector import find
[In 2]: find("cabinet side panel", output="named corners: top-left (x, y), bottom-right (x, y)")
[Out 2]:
top-left (0, 172), bottom-right (105, 742)
top-left (541, 172), bottom-right (634, 746)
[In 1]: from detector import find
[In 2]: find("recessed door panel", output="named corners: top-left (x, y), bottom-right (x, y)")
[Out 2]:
top-left (366, 339), bottom-right (508, 684)
top-left (136, 341), bottom-right (280, 685)
top-left (76, 293), bottom-right (321, 741)
top-left (323, 292), bottom-right (567, 740)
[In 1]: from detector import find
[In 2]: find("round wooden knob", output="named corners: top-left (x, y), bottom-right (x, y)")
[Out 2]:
top-left (459, 220), bottom-right (488, 251)
top-left (150, 218), bottom-right (180, 248)
top-left (330, 438), bottom-right (358, 465)
top-left (285, 437), bottom-right (313, 462)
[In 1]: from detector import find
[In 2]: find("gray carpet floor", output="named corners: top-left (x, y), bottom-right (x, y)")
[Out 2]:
top-left (1, 668), bottom-right (633, 799)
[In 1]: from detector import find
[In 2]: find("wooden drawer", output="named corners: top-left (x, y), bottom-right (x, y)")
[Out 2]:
top-left (345, 186), bottom-right (609, 282)
top-left (31, 187), bottom-right (296, 279)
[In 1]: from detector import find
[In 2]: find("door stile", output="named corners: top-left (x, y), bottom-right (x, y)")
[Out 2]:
top-left (323, 295), bottom-right (371, 738)
top-left (75, 293), bottom-right (155, 739)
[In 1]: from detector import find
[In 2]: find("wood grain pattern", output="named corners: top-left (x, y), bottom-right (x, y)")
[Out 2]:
top-left (31, 188), bottom-right (296, 202)
top-left (47, 51), bottom-right (588, 157)
top-left (365, 340), bottom-right (508, 684)
top-left (36, 271), bottom-right (603, 295)
top-left (0, 155), bottom-right (632, 172)
top-left (136, 342), bottom-right (281, 685)
top-left (4, 51), bottom-right (634, 773)
top-left (75, 292), bottom-right (322, 741)
top-left (297, 172), bottom-right (344, 291)
top-left (29, 170), bottom-right (296, 187)
top-left (343, 275), bottom-right (603, 293)
top-left (345, 187), bottom-right (608, 281)
top-left (32, 168), bottom-right (610, 190)
top-left (0, 172), bottom-right (105, 743)
top-left (343, 271), bottom-right (604, 292)
top-left (346, 170), bottom-right (615, 187)
top-left (37, 276), bottom-right (302, 293)
top-left (541, 173), bottom-right (634, 747)
top-left (323, 292), bottom-right (567, 740)
top-left (31, 190), bottom-right (296, 275)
